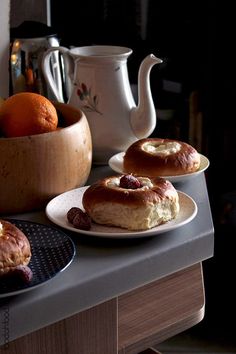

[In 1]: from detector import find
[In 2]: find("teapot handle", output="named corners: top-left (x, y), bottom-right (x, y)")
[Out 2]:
top-left (42, 46), bottom-right (69, 102)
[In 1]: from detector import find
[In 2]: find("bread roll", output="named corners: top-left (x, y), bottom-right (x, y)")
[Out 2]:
top-left (0, 219), bottom-right (31, 276)
top-left (82, 175), bottom-right (179, 231)
top-left (123, 138), bottom-right (201, 176)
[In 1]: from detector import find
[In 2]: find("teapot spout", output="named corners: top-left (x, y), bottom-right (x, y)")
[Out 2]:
top-left (130, 54), bottom-right (163, 139)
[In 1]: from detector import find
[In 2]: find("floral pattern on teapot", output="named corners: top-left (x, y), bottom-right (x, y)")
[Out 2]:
top-left (76, 82), bottom-right (102, 115)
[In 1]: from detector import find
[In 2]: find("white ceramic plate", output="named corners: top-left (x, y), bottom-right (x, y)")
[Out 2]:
top-left (108, 152), bottom-right (210, 183)
top-left (45, 186), bottom-right (198, 239)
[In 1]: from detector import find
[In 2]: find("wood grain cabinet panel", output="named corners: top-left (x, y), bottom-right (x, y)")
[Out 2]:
top-left (118, 263), bottom-right (205, 354)
top-left (0, 263), bottom-right (204, 354)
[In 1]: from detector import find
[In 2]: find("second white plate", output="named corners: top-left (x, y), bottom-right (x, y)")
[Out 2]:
top-left (46, 186), bottom-right (198, 239)
top-left (108, 152), bottom-right (210, 183)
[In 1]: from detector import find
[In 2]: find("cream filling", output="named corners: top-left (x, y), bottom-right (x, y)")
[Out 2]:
top-left (143, 141), bottom-right (181, 156)
top-left (0, 222), bottom-right (3, 237)
top-left (106, 176), bottom-right (153, 190)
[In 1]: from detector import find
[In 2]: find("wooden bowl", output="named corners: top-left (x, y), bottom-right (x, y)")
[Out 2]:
top-left (0, 102), bottom-right (92, 214)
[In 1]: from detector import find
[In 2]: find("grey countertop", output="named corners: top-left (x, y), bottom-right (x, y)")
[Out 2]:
top-left (0, 167), bottom-right (214, 345)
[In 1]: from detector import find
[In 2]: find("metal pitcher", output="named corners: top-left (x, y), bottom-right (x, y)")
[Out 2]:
top-left (10, 21), bottom-right (64, 100)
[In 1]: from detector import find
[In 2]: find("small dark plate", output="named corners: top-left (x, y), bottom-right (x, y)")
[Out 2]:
top-left (0, 219), bottom-right (76, 298)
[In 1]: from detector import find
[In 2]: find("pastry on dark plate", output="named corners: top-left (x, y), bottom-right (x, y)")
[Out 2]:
top-left (0, 219), bottom-right (33, 283)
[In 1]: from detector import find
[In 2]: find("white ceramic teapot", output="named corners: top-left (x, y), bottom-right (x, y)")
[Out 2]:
top-left (42, 45), bottom-right (162, 164)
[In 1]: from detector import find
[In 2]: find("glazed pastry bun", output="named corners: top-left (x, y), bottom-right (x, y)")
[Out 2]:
top-left (0, 219), bottom-right (32, 276)
top-left (123, 138), bottom-right (201, 177)
top-left (82, 175), bottom-right (179, 231)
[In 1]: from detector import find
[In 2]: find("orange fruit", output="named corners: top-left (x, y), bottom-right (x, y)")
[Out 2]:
top-left (0, 92), bottom-right (58, 137)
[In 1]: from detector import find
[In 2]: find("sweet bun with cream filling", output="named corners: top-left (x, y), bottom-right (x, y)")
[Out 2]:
top-left (82, 174), bottom-right (179, 231)
top-left (123, 138), bottom-right (201, 176)
top-left (0, 219), bottom-right (32, 276)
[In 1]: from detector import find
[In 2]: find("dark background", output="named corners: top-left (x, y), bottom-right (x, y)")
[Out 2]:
top-left (52, 0), bottom-right (236, 346)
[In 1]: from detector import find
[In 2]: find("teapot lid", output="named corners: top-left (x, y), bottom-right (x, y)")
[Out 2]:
top-left (10, 21), bottom-right (57, 40)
